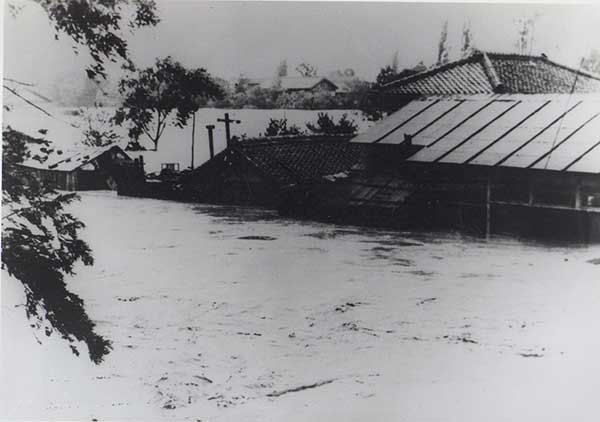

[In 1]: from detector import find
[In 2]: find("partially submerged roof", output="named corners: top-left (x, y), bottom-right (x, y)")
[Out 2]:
top-left (189, 135), bottom-right (368, 187)
top-left (237, 136), bottom-right (367, 185)
top-left (382, 52), bottom-right (600, 96)
top-left (353, 93), bottom-right (600, 174)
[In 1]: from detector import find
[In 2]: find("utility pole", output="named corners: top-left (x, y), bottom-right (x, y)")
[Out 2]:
top-left (217, 112), bottom-right (241, 147)
top-left (191, 112), bottom-right (196, 169)
top-left (206, 124), bottom-right (215, 159)
top-left (485, 177), bottom-right (491, 239)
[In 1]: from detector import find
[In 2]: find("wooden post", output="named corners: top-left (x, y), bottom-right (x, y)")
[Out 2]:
top-left (485, 177), bottom-right (491, 239)
top-left (206, 124), bottom-right (215, 159)
top-left (528, 180), bottom-right (534, 206)
top-left (217, 112), bottom-right (241, 147)
top-left (191, 112), bottom-right (196, 169)
top-left (575, 181), bottom-right (582, 209)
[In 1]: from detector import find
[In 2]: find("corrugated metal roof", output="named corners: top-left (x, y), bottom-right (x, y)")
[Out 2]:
top-left (352, 94), bottom-right (600, 174)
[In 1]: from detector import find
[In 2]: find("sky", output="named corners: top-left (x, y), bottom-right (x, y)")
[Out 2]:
top-left (3, 1), bottom-right (600, 97)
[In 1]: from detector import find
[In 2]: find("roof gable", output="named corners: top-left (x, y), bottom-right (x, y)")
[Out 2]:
top-left (384, 52), bottom-right (600, 96)
top-left (279, 77), bottom-right (338, 91)
top-left (247, 77), bottom-right (339, 91)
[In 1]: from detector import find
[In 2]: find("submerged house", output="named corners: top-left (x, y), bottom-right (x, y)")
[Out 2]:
top-left (279, 52), bottom-right (600, 242)
top-left (165, 135), bottom-right (368, 207)
top-left (284, 94), bottom-right (600, 242)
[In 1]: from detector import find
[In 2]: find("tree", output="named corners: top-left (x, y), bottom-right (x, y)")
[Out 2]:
top-left (582, 49), bottom-right (600, 75)
top-left (295, 62), bottom-right (318, 77)
top-left (514, 14), bottom-right (540, 55)
top-left (391, 51), bottom-right (399, 74)
top-left (80, 108), bottom-right (121, 147)
top-left (3, 0), bottom-right (159, 364)
top-left (306, 112), bottom-right (358, 135)
top-left (276, 60), bottom-right (288, 78)
top-left (2, 128), bottom-right (111, 363)
top-left (329, 68), bottom-right (356, 79)
top-left (264, 118), bottom-right (304, 137)
top-left (375, 65), bottom-right (398, 87)
top-left (461, 22), bottom-right (475, 58)
top-left (114, 56), bottom-right (224, 151)
top-left (34, 0), bottom-right (160, 80)
top-left (437, 20), bottom-right (450, 66)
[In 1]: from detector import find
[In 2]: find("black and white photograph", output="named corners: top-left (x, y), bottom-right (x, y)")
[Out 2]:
top-left (2, 0), bottom-right (600, 420)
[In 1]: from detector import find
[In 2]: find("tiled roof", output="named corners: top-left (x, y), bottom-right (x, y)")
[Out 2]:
top-left (353, 94), bottom-right (600, 174)
top-left (186, 135), bottom-right (367, 189)
top-left (237, 136), bottom-right (367, 186)
top-left (383, 52), bottom-right (600, 96)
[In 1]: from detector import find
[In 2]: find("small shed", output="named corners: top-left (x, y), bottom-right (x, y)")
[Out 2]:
top-left (3, 83), bottom-right (133, 191)
top-left (17, 141), bottom-right (133, 191)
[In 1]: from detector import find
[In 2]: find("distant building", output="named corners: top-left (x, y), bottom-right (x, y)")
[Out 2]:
top-left (246, 77), bottom-right (339, 94)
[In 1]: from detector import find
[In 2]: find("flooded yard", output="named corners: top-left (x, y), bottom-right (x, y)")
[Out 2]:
top-left (2, 191), bottom-right (600, 421)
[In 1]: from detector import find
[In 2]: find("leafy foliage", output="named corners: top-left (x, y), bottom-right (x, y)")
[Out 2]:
top-left (2, 128), bottom-right (111, 364)
top-left (437, 20), bottom-right (450, 66)
top-left (114, 56), bottom-right (224, 150)
top-left (264, 118), bottom-right (304, 137)
top-left (376, 65), bottom-right (398, 87)
top-left (461, 22), bottom-right (475, 58)
top-left (81, 108), bottom-right (121, 147)
top-left (276, 60), bottom-right (288, 78)
top-left (35, 0), bottom-right (159, 79)
top-left (514, 14), bottom-right (540, 55)
top-left (306, 113), bottom-right (358, 135)
top-left (3, 0), bottom-right (158, 365)
top-left (295, 62), bottom-right (318, 77)
top-left (582, 49), bottom-right (600, 75)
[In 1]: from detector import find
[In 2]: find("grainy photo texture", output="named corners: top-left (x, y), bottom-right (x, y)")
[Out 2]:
top-left (2, 1), bottom-right (600, 421)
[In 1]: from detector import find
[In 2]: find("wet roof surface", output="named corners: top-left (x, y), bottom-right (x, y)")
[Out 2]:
top-left (352, 94), bottom-right (600, 174)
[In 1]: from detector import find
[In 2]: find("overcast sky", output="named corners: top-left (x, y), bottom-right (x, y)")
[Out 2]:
top-left (3, 1), bottom-right (600, 94)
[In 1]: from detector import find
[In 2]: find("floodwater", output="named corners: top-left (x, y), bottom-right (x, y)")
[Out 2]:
top-left (2, 191), bottom-right (600, 421)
